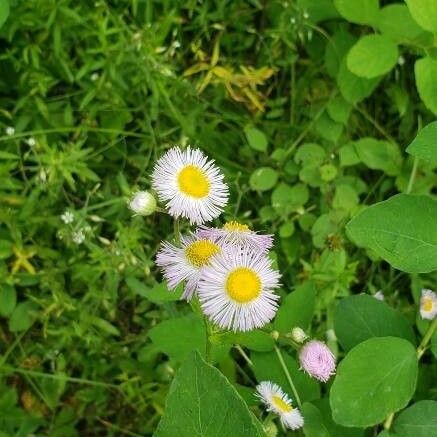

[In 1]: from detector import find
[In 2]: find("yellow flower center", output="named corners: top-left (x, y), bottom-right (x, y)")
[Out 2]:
top-left (185, 240), bottom-right (220, 268)
top-left (422, 297), bottom-right (433, 312)
top-left (226, 267), bottom-right (261, 303)
top-left (223, 221), bottom-right (250, 232)
top-left (271, 395), bottom-right (292, 413)
top-left (178, 165), bottom-right (210, 198)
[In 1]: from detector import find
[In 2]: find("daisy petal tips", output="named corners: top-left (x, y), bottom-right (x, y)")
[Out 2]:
top-left (197, 248), bottom-right (280, 332)
top-left (156, 234), bottom-right (221, 300)
top-left (151, 146), bottom-right (229, 225)
top-left (256, 381), bottom-right (304, 430)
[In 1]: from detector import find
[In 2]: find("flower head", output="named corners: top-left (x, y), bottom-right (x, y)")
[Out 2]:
top-left (256, 381), bottom-right (304, 430)
top-left (197, 220), bottom-right (273, 253)
top-left (151, 146), bottom-right (229, 225)
top-left (61, 210), bottom-right (74, 224)
top-left (420, 289), bottom-right (436, 320)
top-left (299, 340), bottom-right (336, 382)
top-left (156, 234), bottom-right (221, 300)
top-left (197, 248), bottom-right (280, 332)
top-left (129, 191), bottom-right (157, 216)
top-left (373, 290), bottom-right (384, 301)
top-left (5, 126), bottom-right (15, 136)
top-left (72, 229), bottom-right (85, 245)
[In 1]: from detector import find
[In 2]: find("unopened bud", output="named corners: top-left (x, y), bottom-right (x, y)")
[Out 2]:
top-left (291, 327), bottom-right (307, 343)
top-left (129, 191), bottom-right (157, 216)
top-left (271, 330), bottom-right (280, 341)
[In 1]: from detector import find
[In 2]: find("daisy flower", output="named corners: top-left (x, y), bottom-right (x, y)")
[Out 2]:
top-left (197, 248), bottom-right (280, 332)
top-left (156, 234), bottom-right (221, 300)
top-left (420, 289), bottom-right (436, 320)
top-left (151, 146), bottom-right (229, 225)
top-left (299, 340), bottom-right (336, 383)
top-left (256, 381), bottom-right (304, 430)
top-left (197, 220), bottom-right (273, 252)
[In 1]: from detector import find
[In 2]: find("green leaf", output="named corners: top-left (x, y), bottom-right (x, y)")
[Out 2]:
top-left (332, 185), bottom-right (358, 213)
top-left (405, 0), bottom-right (437, 32)
top-left (9, 301), bottom-right (39, 332)
top-left (271, 183), bottom-right (309, 213)
top-left (347, 35), bottom-right (398, 79)
top-left (334, 0), bottom-right (379, 25)
top-left (252, 350), bottom-right (320, 403)
top-left (415, 57), bottom-right (437, 115)
top-left (126, 278), bottom-right (182, 303)
top-left (244, 126), bottom-right (268, 152)
top-left (330, 337), bottom-right (418, 427)
top-left (249, 167), bottom-right (278, 192)
top-left (0, 0), bottom-right (9, 29)
top-left (406, 121), bottom-right (437, 165)
top-left (274, 281), bottom-right (316, 333)
top-left (149, 315), bottom-right (206, 362)
top-left (391, 400), bottom-right (437, 437)
top-left (346, 194), bottom-right (437, 273)
top-left (334, 295), bottom-right (416, 351)
top-left (327, 96), bottom-right (351, 125)
top-left (377, 4), bottom-right (425, 43)
top-left (211, 330), bottom-right (275, 352)
top-left (302, 403), bottom-right (331, 437)
top-left (294, 143), bottom-right (326, 166)
top-left (0, 284), bottom-right (16, 317)
top-left (155, 351), bottom-right (266, 437)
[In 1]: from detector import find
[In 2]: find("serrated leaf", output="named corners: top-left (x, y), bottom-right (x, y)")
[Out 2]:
top-left (330, 337), bottom-right (418, 427)
top-left (155, 351), bottom-right (266, 437)
top-left (346, 194), bottom-right (437, 273)
top-left (406, 121), bottom-right (437, 165)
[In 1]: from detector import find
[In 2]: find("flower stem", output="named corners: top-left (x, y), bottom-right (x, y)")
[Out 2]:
top-left (417, 318), bottom-right (437, 360)
top-left (173, 218), bottom-right (181, 245)
top-left (406, 156), bottom-right (419, 194)
top-left (274, 346), bottom-right (302, 409)
top-left (203, 316), bottom-right (213, 363)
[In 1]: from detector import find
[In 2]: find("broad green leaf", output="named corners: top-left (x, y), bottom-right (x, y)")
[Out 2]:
top-left (9, 301), bottom-right (38, 332)
top-left (377, 4), bottom-right (425, 43)
top-left (271, 183), bottom-right (309, 212)
top-left (332, 185), bottom-right (358, 213)
top-left (244, 126), bottom-right (268, 152)
top-left (406, 121), bottom-right (437, 165)
top-left (211, 330), bottom-right (275, 352)
top-left (155, 351), bottom-right (266, 437)
top-left (126, 278), bottom-right (182, 303)
top-left (274, 281), bottom-right (316, 333)
top-left (302, 403), bottom-right (331, 437)
top-left (346, 194), bottom-right (437, 273)
top-left (337, 59), bottom-right (381, 104)
top-left (0, 0), bottom-right (9, 29)
top-left (330, 337), bottom-right (418, 427)
top-left (149, 315), bottom-right (206, 361)
top-left (334, 0), bottom-right (379, 25)
top-left (324, 29), bottom-right (356, 78)
top-left (392, 400), bottom-right (437, 437)
top-left (334, 295), bottom-right (416, 351)
top-left (0, 284), bottom-right (16, 317)
top-left (252, 350), bottom-right (320, 403)
top-left (294, 143), bottom-right (326, 166)
top-left (347, 35), bottom-right (398, 79)
top-left (249, 167), bottom-right (278, 192)
top-left (415, 57), bottom-right (437, 115)
top-left (405, 0), bottom-right (437, 32)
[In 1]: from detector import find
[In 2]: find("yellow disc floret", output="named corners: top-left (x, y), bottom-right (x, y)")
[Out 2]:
top-left (422, 297), bottom-right (433, 312)
top-left (223, 221), bottom-right (250, 232)
top-left (226, 267), bottom-right (261, 303)
top-left (185, 240), bottom-right (220, 268)
top-left (271, 395), bottom-right (293, 413)
top-left (178, 165), bottom-right (210, 198)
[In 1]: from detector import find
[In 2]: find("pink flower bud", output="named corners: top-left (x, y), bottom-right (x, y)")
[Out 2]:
top-left (299, 340), bottom-right (336, 382)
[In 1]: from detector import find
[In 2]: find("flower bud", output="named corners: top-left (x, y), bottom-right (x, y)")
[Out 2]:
top-left (291, 327), bottom-right (307, 343)
top-left (299, 340), bottom-right (336, 383)
top-left (129, 191), bottom-right (157, 216)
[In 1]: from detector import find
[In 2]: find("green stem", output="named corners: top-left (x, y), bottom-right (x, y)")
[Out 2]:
top-left (274, 346), bottom-right (302, 409)
top-left (173, 218), bottom-right (181, 245)
top-left (204, 317), bottom-right (213, 363)
top-left (406, 157), bottom-right (419, 194)
top-left (417, 318), bottom-right (437, 360)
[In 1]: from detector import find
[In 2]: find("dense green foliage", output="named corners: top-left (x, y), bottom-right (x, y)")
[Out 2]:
top-left (0, 0), bottom-right (436, 435)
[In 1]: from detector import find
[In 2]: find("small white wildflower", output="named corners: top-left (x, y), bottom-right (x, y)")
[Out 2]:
top-left (420, 289), bottom-right (436, 320)
top-left (61, 210), bottom-right (74, 224)
top-left (26, 137), bottom-right (36, 147)
top-left (72, 229), bottom-right (86, 245)
top-left (129, 191), bottom-right (157, 216)
top-left (398, 55), bottom-right (405, 66)
top-left (91, 72), bottom-right (99, 81)
top-left (374, 290), bottom-right (385, 301)
top-left (5, 126), bottom-right (15, 136)
top-left (291, 327), bottom-right (307, 344)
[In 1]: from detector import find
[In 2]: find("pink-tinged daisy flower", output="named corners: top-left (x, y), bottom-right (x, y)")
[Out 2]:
top-left (256, 381), bottom-right (304, 430)
top-left (151, 146), bottom-right (229, 225)
top-left (197, 220), bottom-right (273, 253)
top-left (420, 289), bottom-right (436, 320)
top-left (197, 248), bottom-right (280, 332)
top-left (156, 234), bottom-right (221, 300)
top-left (299, 340), bottom-right (336, 383)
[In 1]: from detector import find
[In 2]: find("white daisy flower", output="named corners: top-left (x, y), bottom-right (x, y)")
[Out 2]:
top-left (128, 191), bottom-right (157, 216)
top-left (156, 234), bottom-right (221, 300)
top-left (151, 146), bottom-right (229, 225)
top-left (420, 289), bottom-right (436, 320)
top-left (197, 248), bottom-right (280, 332)
top-left (197, 220), bottom-right (273, 253)
top-left (256, 381), bottom-right (304, 430)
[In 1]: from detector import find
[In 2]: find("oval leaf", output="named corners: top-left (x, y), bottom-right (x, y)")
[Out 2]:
top-left (346, 194), bottom-right (437, 273)
top-left (406, 121), bottom-right (437, 165)
top-left (330, 337), bottom-right (418, 427)
top-left (405, 0), bottom-right (437, 33)
top-left (334, 0), bottom-right (379, 25)
top-left (415, 57), bottom-right (437, 115)
top-left (249, 167), bottom-right (278, 192)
